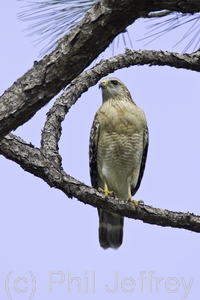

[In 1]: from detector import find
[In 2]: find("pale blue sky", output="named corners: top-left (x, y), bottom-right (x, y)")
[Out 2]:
top-left (0, 1), bottom-right (199, 299)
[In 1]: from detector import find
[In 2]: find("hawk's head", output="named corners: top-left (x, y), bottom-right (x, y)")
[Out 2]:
top-left (99, 77), bottom-right (134, 104)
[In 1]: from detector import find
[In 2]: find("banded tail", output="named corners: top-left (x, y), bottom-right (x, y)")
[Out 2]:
top-left (98, 209), bottom-right (124, 249)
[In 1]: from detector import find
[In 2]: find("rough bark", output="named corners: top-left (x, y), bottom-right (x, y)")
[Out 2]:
top-left (0, 0), bottom-right (200, 140)
top-left (1, 1), bottom-right (200, 235)
top-left (1, 48), bottom-right (200, 233)
top-left (41, 49), bottom-right (200, 165)
top-left (1, 133), bottom-right (200, 233)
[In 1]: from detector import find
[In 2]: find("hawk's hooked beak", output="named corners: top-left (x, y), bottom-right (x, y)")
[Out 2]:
top-left (99, 80), bottom-right (107, 89)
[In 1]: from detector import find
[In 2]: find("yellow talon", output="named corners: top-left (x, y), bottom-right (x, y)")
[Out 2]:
top-left (129, 199), bottom-right (144, 205)
top-left (98, 187), bottom-right (113, 196)
top-left (127, 185), bottom-right (144, 205)
top-left (98, 182), bottom-right (113, 197)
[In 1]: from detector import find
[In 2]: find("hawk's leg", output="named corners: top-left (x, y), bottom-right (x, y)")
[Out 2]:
top-left (127, 185), bottom-right (144, 205)
top-left (99, 181), bottom-right (113, 197)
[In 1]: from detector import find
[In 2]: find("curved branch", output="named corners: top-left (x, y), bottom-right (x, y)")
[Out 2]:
top-left (41, 48), bottom-right (200, 163)
top-left (1, 0), bottom-right (200, 140)
top-left (0, 133), bottom-right (200, 233)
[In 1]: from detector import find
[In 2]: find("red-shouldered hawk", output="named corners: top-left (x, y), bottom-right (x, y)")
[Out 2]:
top-left (89, 77), bottom-right (148, 249)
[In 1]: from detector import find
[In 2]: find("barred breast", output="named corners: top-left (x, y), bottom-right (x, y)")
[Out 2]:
top-left (96, 99), bottom-right (147, 200)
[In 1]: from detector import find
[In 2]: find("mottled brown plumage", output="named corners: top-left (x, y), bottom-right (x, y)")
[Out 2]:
top-left (89, 77), bottom-right (148, 249)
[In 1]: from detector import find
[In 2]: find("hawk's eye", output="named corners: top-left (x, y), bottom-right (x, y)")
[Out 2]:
top-left (111, 80), bottom-right (119, 85)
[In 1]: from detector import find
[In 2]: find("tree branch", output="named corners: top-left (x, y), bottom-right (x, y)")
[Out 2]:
top-left (41, 48), bottom-right (200, 165)
top-left (3, 43), bottom-right (200, 227)
top-left (1, 0), bottom-right (200, 140)
top-left (0, 133), bottom-right (200, 233)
